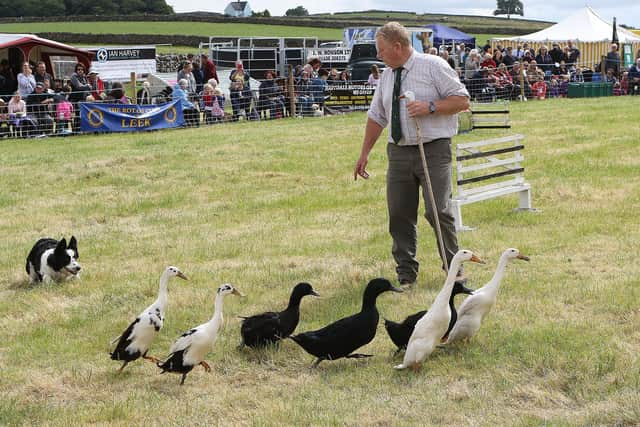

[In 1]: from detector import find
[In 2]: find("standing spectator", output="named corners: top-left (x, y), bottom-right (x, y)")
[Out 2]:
top-left (353, 21), bottom-right (470, 285)
top-left (440, 50), bottom-right (455, 69)
top-left (0, 59), bottom-right (17, 97)
top-left (87, 69), bottom-right (106, 100)
top-left (567, 40), bottom-right (580, 67)
top-left (229, 60), bottom-right (253, 120)
top-left (192, 60), bottom-right (204, 94)
top-left (106, 82), bottom-right (129, 104)
top-left (605, 44), bottom-right (621, 78)
top-left (177, 62), bottom-right (197, 95)
top-left (294, 69), bottom-right (313, 116)
top-left (367, 64), bottom-right (381, 86)
top-left (69, 63), bottom-right (91, 103)
top-left (535, 46), bottom-right (553, 72)
top-left (17, 62), bottom-right (36, 97)
top-left (200, 53), bottom-right (219, 84)
top-left (618, 71), bottom-right (629, 95)
top-left (310, 68), bottom-right (329, 107)
top-left (339, 70), bottom-right (350, 81)
top-left (522, 50), bottom-right (533, 64)
top-left (34, 61), bottom-right (53, 89)
top-left (55, 89), bottom-right (74, 134)
top-left (464, 49), bottom-right (480, 81)
top-left (258, 70), bottom-right (284, 119)
top-left (8, 91), bottom-right (36, 136)
top-left (532, 79), bottom-right (547, 99)
top-left (549, 43), bottom-right (564, 64)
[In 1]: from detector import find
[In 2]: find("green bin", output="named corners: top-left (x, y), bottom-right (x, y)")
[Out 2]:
top-left (568, 83), bottom-right (584, 98)
top-left (603, 82), bottom-right (613, 96)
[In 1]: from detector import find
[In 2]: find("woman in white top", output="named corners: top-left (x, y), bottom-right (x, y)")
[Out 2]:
top-left (7, 92), bottom-right (26, 115)
top-left (367, 64), bottom-right (381, 87)
top-left (17, 62), bottom-right (36, 97)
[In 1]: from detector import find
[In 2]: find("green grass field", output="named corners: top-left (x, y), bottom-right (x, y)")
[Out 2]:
top-left (0, 97), bottom-right (639, 425)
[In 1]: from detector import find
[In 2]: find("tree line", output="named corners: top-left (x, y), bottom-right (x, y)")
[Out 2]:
top-left (0, 0), bottom-right (173, 17)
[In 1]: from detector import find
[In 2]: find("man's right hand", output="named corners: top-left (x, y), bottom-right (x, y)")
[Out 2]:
top-left (354, 155), bottom-right (369, 180)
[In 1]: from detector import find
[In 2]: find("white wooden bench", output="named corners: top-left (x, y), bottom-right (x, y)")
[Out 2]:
top-left (450, 134), bottom-right (532, 231)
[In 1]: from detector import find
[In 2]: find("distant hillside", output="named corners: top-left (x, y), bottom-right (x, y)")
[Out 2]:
top-left (0, 10), bottom-right (550, 35)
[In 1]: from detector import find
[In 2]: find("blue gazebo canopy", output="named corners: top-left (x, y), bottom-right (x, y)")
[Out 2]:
top-left (424, 24), bottom-right (476, 49)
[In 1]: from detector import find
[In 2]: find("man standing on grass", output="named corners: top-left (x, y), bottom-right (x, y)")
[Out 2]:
top-left (353, 21), bottom-right (470, 286)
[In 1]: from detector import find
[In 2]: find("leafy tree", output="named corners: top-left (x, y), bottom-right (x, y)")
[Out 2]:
top-left (285, 6), bottom-right (309, 17)
top-left (252, 9), bottom-right (271, 17)
top-left (493, 0), bottom-right (523, 19)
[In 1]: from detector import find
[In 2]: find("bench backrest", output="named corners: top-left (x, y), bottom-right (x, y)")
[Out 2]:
top-left (455, 134), bottom-right (526, 198)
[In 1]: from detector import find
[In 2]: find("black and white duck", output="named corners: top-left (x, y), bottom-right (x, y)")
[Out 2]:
top-left (290, 278), bottom-right (402, 367)
top-left (384, 279), bottom-right (474, 354)
top-left (109, 266), bottom-right (188, 373)
top-left (239, 282), bottom-right (319, 349)
top-left (157, 284), bottom-right (243, 385)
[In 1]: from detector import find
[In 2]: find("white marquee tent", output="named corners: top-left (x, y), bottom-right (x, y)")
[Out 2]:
top-left (492, 6), bottom-right (640, 69)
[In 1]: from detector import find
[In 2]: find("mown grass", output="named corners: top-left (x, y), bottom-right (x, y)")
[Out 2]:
top-left (0, 97), bottom-right (638, 426)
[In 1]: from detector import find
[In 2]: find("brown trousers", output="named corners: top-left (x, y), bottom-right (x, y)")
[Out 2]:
top-left (386, 139), bottom-right (459, 282)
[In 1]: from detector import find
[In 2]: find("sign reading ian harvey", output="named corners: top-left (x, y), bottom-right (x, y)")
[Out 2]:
top-left (88, 46), bottom-right (157, 80)
top-left (80, 101), bottom-right (184, 133)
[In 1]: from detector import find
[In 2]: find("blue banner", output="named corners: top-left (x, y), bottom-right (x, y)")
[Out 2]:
top-left (80, 101), bottom-right (184, 132)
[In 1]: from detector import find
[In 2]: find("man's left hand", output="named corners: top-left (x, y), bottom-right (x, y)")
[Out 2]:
top-left (406, 100), bottom-right (428, 118)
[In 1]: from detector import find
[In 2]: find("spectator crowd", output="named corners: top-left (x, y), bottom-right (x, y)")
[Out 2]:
top-left (1, 42), bottom-right (639, 138)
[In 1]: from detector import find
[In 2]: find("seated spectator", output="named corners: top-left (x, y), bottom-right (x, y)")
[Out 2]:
top-left (25, 82), bottom-right (55, 135)
top-left (613, 81), bottom-right (623, 96)
top-left (619, 71), bottom-right (629, 95)
top-left (192, 60), bottom-right (204, 94)
top-left (172, 78), bottom-right (199, 127)
top-left (525, 61), bottom-right (545, 86)
top-left (310, 68), bottom-right (329, 106)
top-left (605, 68), bottom-right (618, 84)
top-left (258, 70), bottom-right (285, 120)
top-left (8, 91), bottom-right (36, 136)
top-left (17, 62), bottom-right (36, 97)
top-left (367, 64), bottom-right (380, 87)
top-left (295, 69), bottom-right (314, 115)
top-left (549, 76), bottom-right (560, 98)
top-left (627, 58), bottom-right (640, 95)
top-left (495, 63), bottom-right (514, 99)
top-left (532, 79), bottom-right (547, 100)
top-left (308, 57), bottom-right (322, 78)
top-left (229, 60), bottom-right (254, 121)
top-left (87, 69), bottom-right (106, 100)
top-left (200, 83), bottom-right (225, 124)
top-left (509, 61), bottom-right (530, 99)
top-left (136, 81), bottom-right (152, 105)
top-left (339, 70), bottom-right (350, 82)
top-left (327, 68), bottom-right (340, 83)
top-left (552, 61), bottom-right (570, 79)
top-left (492, 49), bottom-right (504, 67)
top-left (106, 82), bottom-right (129, 104)
top-left (480, 53), bottom-right (496, 69)
top-left (570, 67), bottom-right (584, 83)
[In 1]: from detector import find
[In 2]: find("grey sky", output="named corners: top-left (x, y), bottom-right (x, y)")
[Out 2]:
top-left (167, 1), bottom-right (639, 28)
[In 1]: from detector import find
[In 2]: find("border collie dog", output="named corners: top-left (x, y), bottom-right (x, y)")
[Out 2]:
top-left (26, 236), bottom-right (81, 283)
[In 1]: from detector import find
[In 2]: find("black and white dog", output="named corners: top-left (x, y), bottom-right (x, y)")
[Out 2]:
top-left (26, 236), bottom-right (82, 283)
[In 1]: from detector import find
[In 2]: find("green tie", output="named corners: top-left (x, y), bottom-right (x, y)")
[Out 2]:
top-left (391, 67), bottom-right (403, 143)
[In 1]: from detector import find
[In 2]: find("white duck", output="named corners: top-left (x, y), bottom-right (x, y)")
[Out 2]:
top-left (158, 283), bottom-right (244, 385)
top-left (110, 266), bottom-right (188, 372)
top-left (444, 248), bottom-right (529, 345)
top-left (394, 250), bottom-right (484, 371)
